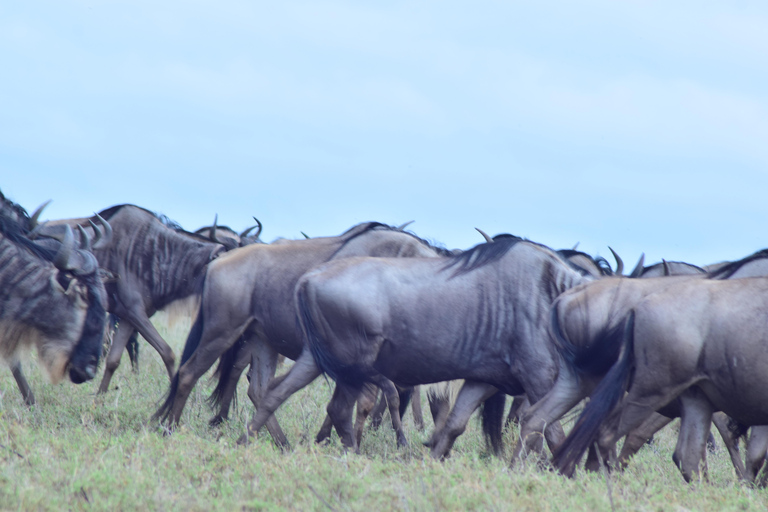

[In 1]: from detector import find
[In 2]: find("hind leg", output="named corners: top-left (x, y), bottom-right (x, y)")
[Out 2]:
top-left (209, 341), bottom-right (253, 426)
top-left (425, 389), bottom-right (452, 446)
top-left (238, 349), bottom-right (321, 445)
top-left (672, 388), bottom-right (714, 482)
top-left (244, 340), bottom-right (288, 448)
top-left (504, 395), bottom-right (529, 429)
top-left (97, 322), bottom-right (136, 394)
top-left (411, 386), bottom-right (424, 431)
top-left (352, 383), bottom-right (379, 448)
top-left (372, 377), bottom-right (408, 447)
top-left (746, 425), bottom-right (768, 485)
top-left (513, 368), bottom-right (588, 464)
top-left (712, 412), bottom-right (746, 481)
top-left (11, 362), bottom-right (35, 406)
top-left (159, 319), bottom-right (251, 427)
top-left (616, 412), bottom-right (673, 470)
top-left (368, 390), bottom-right (387, 430)
top-left (325, 383), bottom-right (361, 452)
top-left (430, 381), bottom-right (498, 459)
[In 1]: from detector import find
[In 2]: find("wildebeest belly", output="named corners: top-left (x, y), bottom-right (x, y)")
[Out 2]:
top-left (372, 334), bottom-right (515, 390)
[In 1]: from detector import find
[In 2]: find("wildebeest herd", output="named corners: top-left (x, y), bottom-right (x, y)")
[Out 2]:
top-left (4, 188), bottom-right (768, 487)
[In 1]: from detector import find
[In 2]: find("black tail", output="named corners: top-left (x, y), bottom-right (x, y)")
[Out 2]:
top-left (481, 392), bottom-right (506, 457)
top-left (206, 336), bottom-right (245, 412)
top-left (398, 387), bottom-right (413, 419)
top-left (552, 311), bottom-right (636, 475)
top-left (152, 293), bottom-right (206, 424)
top-left (300, 282), bottom-right (372, 387)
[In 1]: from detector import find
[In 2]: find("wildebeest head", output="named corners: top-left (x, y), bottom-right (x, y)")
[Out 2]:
top-left (0, 210), bottom-right (109, 385)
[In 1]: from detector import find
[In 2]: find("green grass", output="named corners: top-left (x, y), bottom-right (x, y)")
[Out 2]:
top-left (1, 312), bottom-right (767, 511)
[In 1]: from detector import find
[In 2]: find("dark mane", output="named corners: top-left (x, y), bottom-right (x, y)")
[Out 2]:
top-left (0, 190), bottom-right (30, 223)
top-left (333, 222), bottom-right (453, 258)
top-left (443, 237), bottom-right (525, 276)
top-left (557, 249), bottom-right (613, 276)
top-left (98, 204), bottom-right (216, 243)
top-left (708, 249), bottom-right (768, 280)
top-left (0, 211), bottom-right (57, 262)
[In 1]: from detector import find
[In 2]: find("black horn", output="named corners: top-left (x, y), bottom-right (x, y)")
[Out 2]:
top-left (475, 228), bottom-right (494, 243)
top-left (52, 225), bottom-right (75, 270)
top-left (29, 199), bottom-right (51, 229)
top-left (77, 224), bottom-right (92, 251)
top-left (608, 247), bottom-right (624, 276)
top-left (91, 213), bottom-right (112, 250)
top-left (628, 254), bottom-right (645, 278)
top-left (240, 217), bottom-right (263, 240)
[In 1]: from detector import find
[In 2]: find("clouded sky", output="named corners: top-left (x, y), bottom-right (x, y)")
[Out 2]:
top-left (2, 1), bottom-right (767, 267)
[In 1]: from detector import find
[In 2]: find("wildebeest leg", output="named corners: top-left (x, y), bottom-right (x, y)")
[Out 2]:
top-left (238, 349), bottom-right (321, 445)
top-left (504, 395), bottom-right (529, 429)
top-left (513, 369), bottom-right (587, 463)
top-left (244, 340), bottom-right (288, 448)
top-left (368, 390), bottom-right (387, 429)
top-left (711, 412), bottom-right (746, 481)
top-left (165, 321), bottom-right (252, 426)
top-left (126, 331), bottom-right (140, 373)
top-left (430, 381), bottom-right (498, 459)
top-left (316, 413), bottom-right (335, 444)
top-left (425, 392), bottom-right (452, 446)
top-left (97, 322), bottom-right (137, 394)
top-left (411, 386), bottom-right (424, 431)
top-left (10, 362), bottom-right (35, 406)
top-left (351, 383), bottom-right (379, 449)
top-left (616, 412), bottom-right (673, 469)
top-left (371, 376), bottom-right (408, 447)
top-left (672, 388), bottom-right (714, 482)
top-left (209, 342), bottom-right (254, 426)
top-left (746, 425), bottom-right (768, 485)
top-left (576, 383), bottom-right (699, 479)
top-left (122, 312), bottom-right (176, 380)
top-left (325, 383), bottom-right (362, 452)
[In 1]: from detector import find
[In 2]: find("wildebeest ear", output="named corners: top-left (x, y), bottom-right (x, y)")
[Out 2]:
top-left (99, 269), bottom-right (119, 283)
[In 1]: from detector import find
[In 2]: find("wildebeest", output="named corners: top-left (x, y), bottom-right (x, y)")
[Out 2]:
top-left (0, 198), bottom-right (109, 404)
top-left (552, 276), bottom-right (768, 482)
top-left (33, 204), bottom-right (229, 394)
top-left (231, 237), bottom-right (590, 456)
top-left (515, 250), bottom-right (768, 479)
top-left (154, 222), bottom-right (453, 449)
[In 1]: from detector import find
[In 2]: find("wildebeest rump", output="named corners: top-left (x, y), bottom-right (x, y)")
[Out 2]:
top-left (235, 237), bottom-right (589, 457)
top-left (553, 276), bottom-right (768, 482)
top-left (154, 222), bottom-right (451, 449)
top-left (0, 197), bottom-right (108, 403)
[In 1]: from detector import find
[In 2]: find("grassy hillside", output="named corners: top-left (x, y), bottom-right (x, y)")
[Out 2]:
top-left (1, 313), bottom-right (766, 511)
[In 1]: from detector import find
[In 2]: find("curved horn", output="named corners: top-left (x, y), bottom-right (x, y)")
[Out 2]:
top-left (608, 247), bottom-right (624, 275)
top-left (662, 259), bottom-right (671, 277)
top-left (209, 214), bottom-right (222, 244)
top-left (628, 253), bottom-right (645, 278)
top-left (300, 231), bottom-right (310, 239)
top-left (91, 213), bottom-right (112, 250)
top-left (29, 199), bottom-right (51, 229)
top-left (240, 217), bottom-right (263, 239)
top-left (396, 221), bottom-right (414, 231)
top-left (475, 227), bottom-right (494, 243)
top-left (76, 224), bottom-right (92, 251)
top-left (53, 225), bottom-right (75, 270)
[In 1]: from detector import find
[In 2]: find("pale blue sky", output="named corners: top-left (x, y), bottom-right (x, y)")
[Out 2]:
top-left (3, 1), bottom-right (767, 266)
